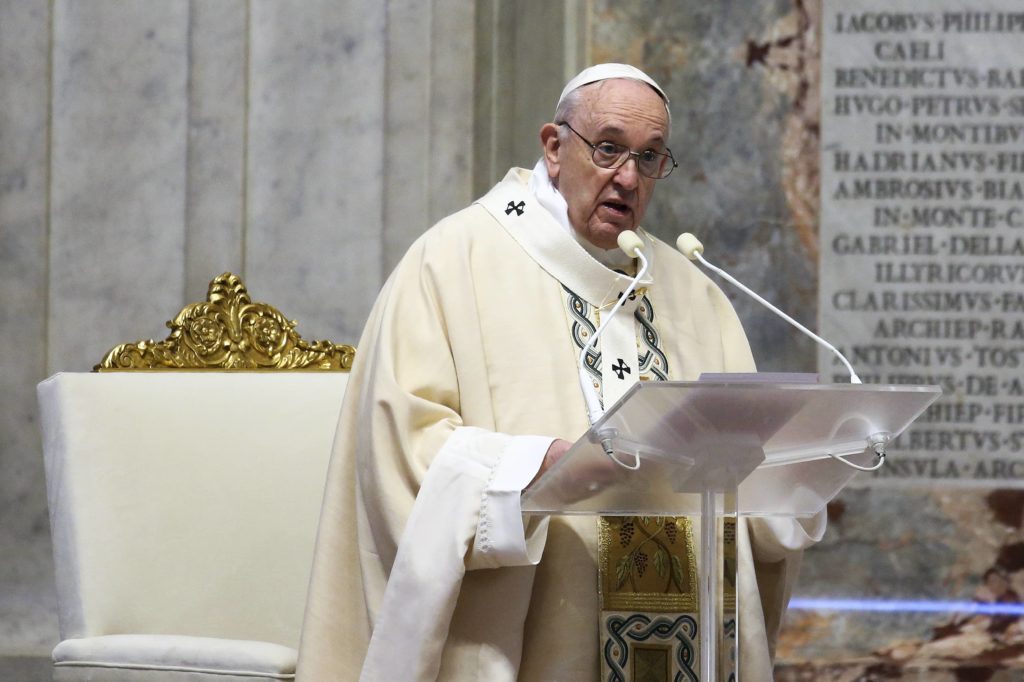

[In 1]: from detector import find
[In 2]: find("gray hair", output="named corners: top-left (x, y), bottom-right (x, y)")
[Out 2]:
top-left (553, 87), bottom-right (583, 142)
top-left (552, 79), bottom-right (672, 139)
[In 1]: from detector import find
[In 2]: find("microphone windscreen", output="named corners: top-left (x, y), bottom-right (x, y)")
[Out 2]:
top-left (676, 233), bottom-right (704, 260)
top-left (617, 230), bottom-right (644, 258)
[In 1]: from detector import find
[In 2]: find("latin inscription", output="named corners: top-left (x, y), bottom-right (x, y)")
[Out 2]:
top-left (820, 1), bottom-right (1024, 485)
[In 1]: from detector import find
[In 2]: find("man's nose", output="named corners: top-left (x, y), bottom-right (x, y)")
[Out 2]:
top-left (614, 155), bottom-right (641, 190)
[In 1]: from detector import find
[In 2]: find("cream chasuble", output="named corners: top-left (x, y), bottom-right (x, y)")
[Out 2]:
top-left (297, 168), bottom-right (824, 682)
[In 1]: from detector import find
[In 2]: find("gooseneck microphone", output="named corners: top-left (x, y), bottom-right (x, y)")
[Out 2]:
top-left (577, 231), bottom-right (649, 467)
top-left (676, 233), bottom-right (862, 384)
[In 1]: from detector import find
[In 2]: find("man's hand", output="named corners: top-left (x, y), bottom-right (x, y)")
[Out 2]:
top-left (530, 438), bottom-right (574, 487)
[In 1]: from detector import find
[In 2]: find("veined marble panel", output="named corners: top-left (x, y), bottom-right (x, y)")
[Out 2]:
top-left (49, 0), bottom-right (190, 371)
top-left (509, 2), bottom-right (573, 171)
top-left (471, 0), bottom-right (587, 198)
top-left (385, 0), bottom-right (479, 276)
top-left (471, 0), bottom-right (517, 197)
top-left (382, 0), bottom-right (432, 276)
top-left (588, 0), bottom-right (819, 374)
top-left (185, 0), bottom-right (246, 300)
top-left (382, 0), bottom-right (476, 275)
top-left (246, 0), bottom-right (385, 343)
top-left (0, 0), bottom-right (58, 655)
top-left (427, 0), bottom-right (476, 224)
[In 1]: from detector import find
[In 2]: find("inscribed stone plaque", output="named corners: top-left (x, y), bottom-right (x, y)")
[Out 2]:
top-left (820, 0), bottom-right (1024, 486)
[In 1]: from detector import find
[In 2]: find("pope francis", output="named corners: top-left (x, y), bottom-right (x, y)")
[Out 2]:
top-left (297, 63), bottom-right (824, 681)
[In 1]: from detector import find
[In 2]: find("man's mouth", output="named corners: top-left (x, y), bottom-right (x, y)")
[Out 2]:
top-left (601, 200), bottom-right (631, 217)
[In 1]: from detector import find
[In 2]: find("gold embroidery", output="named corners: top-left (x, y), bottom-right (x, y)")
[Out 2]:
top-left (598, 516), bottom-right (698, 613)
top-left (723, 518), bottom-right (737, 612)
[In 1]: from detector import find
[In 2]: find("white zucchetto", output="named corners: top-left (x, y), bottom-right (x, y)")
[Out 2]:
top-left (555, 63), bottom-right (670, 116)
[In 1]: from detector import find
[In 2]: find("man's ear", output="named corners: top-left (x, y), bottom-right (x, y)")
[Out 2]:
top-left (539, 123), bottom-right (561, 182)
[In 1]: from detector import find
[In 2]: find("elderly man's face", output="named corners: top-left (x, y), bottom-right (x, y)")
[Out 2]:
top-left (541, 79), bottom-right (669, 250)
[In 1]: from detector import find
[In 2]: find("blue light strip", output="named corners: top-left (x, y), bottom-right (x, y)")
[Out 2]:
top-left (789, 597), bottom-right (1024, 616)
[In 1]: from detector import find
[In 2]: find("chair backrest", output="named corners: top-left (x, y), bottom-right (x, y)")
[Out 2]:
top-left (38, 273), bottom-right (353, 650)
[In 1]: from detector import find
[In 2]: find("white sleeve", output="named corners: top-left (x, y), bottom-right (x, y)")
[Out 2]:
top-left (468, 430), bottom-right (552, 569)
top-left (360, 426), bottom-right (553, 681)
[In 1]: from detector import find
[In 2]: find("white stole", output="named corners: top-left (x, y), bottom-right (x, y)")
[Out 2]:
top-left (480, 166), bottom-right (656, 409)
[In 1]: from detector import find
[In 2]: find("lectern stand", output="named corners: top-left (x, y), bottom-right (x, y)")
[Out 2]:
top-left (521, 381), bottom-right (941, 681)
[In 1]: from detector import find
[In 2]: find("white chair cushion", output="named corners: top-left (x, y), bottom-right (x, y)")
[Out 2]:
top-left (38, 372), bottom-right (347, 647)
top-left (53, 634), bottom-right (295, 680)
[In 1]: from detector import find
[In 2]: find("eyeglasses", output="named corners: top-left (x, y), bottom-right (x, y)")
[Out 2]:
top-left (558, 121), bottom-right (677, 180)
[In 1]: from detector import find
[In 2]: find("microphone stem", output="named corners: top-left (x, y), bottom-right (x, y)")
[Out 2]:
top-left (579, 249), bottom-right (651, 426)
top-left (693, 252), bottom-right (862, 384)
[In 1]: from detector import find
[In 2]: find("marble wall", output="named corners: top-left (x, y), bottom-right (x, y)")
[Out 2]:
top-left (588, 0), bottom-right (821, 374)
top-left (0, 0), bottom-right (579, 663)
top-left (0, 0), bottom-right (53, 657)
top-left (0, 0), bottom-right (470, 658)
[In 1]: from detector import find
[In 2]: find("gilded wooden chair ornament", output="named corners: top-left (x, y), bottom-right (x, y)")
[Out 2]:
top-left (95, 273), bottom-right (355, 371)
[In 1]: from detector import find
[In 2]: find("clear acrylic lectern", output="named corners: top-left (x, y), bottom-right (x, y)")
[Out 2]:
top-left (521, 380), bottom-right (941, 681)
